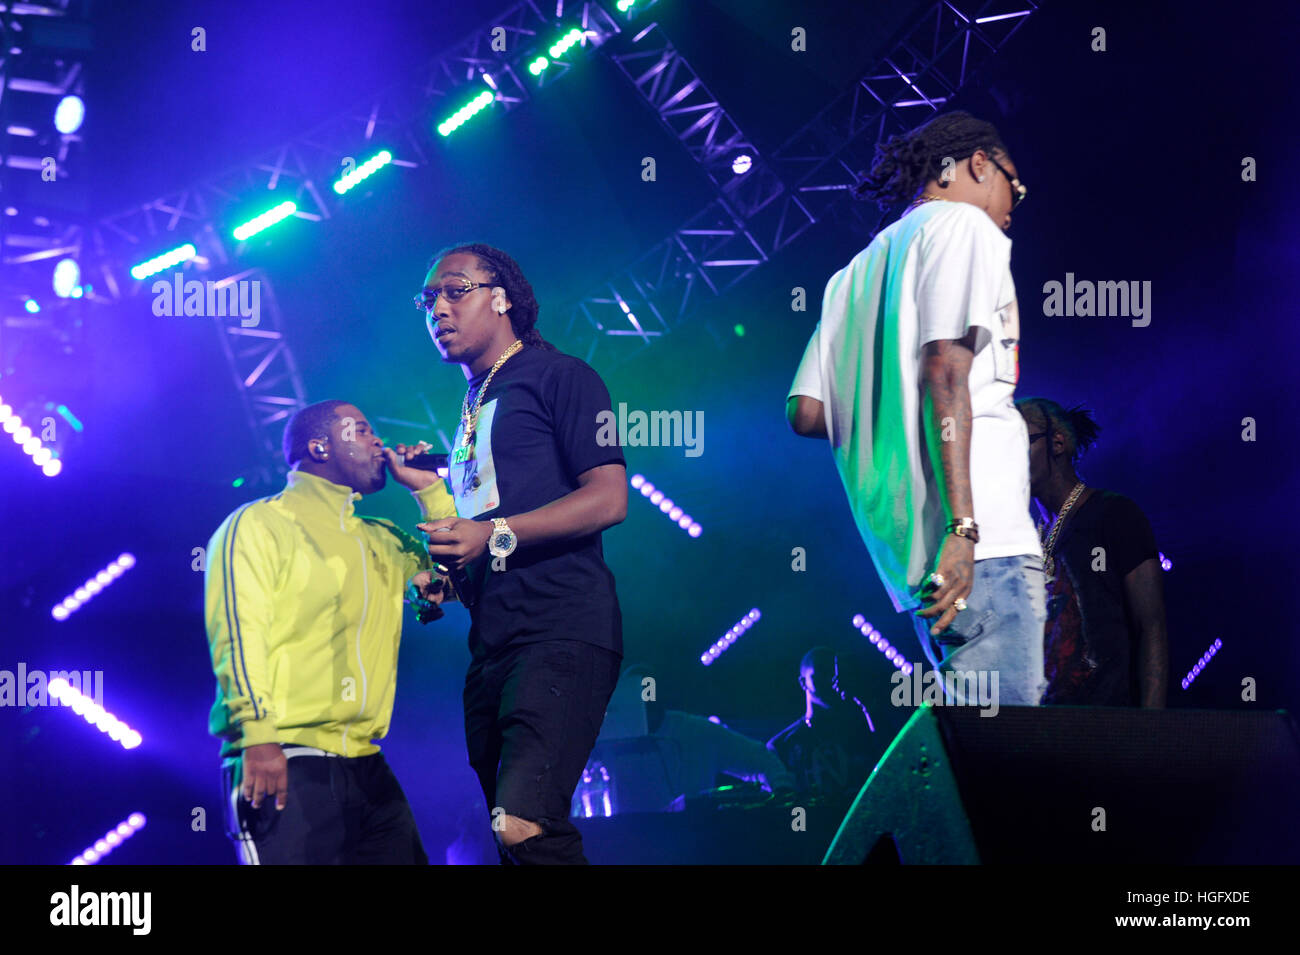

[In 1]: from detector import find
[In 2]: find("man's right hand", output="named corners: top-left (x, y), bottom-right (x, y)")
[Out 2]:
top-left (242, 742), bottom-right (288, 810)
top-left (915, 534), bottom-right (975, 636)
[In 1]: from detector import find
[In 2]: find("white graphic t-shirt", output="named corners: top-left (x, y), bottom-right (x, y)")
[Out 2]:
top-left (789, 200), bottom-right (1041, 612)
top-left (450, 400), bottom-right (500, 517)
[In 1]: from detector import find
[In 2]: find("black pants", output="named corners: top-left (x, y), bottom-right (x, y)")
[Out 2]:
top-left (221, 746), bottom-right (427, 865)
top-left (464, 639), bottom-right (621, 865)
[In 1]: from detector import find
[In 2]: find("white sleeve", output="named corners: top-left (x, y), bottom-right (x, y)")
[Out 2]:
top-left (914, 205), bottom-right (1006, 352)
top-left (787, 323), bottom-right (823, 401)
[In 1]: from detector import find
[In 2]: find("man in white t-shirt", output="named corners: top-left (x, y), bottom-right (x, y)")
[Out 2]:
top-left (787, 111), bottom-right (1045, 707)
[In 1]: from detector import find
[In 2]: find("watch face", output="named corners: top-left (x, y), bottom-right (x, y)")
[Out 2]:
top-left (493, 533), bottom-right (512, 550)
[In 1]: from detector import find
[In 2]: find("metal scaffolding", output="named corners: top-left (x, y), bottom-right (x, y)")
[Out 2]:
top-left (567, 0), bottom-right (1039, 369)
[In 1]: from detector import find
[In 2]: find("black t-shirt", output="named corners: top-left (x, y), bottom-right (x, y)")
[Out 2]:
top-left (766, 704), bottom-right (879, 799)
top-left (1043, 490), bottom-right (1159, 706)
top-left (447, 344), bottom-right (625, 660)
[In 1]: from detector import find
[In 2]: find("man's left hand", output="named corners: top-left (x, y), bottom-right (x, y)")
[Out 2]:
top-left (418, 517), bottom-right (492, 569)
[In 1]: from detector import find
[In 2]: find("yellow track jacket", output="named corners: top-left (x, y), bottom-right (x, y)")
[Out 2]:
top-left (205, 470), bottom-right (456, 757)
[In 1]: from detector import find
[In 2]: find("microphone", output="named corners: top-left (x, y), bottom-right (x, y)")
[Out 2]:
top-left (404, 450), bottom-right (449, 475)
top-left (400, 446), bottom-right (478, 609)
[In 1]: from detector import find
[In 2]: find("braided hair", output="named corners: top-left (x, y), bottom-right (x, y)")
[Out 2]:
top-left (853, 110), bottom-right (1010, 209)
top-left (430, 242), bottom-right (557, 352)
top-left (1015, 397), bottom-right (1102, 467)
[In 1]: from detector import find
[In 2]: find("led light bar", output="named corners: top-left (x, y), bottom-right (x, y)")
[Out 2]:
top-left (1181, 638), bottom-right (1222, 690)
top-left (333, 149), bottom-right (393, 195)
top-left (52, 553), bottom-right (136, 620)
top-left (700, 608), bottom-right (761, 666)
top-left (548, 27), bottom-right (585, 58)
top-left (437, 89), bottom-right (494, 137)
top-left (852, 613), bottom-right (915, 675)
top-left (70, 814), bottom-right (146, 865)
top-left (232, 200), bottom-right (297, 241)
top-left (48, 678), bottom-right (143, 750)
top-left (129, 243), bottom-right (197, 281)
top-left (629, 473), bottom-right (701, 537)
top-left (0, 397), bottom-right (61, 476)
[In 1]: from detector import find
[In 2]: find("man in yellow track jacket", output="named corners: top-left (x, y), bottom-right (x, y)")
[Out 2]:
top-left (205, 399), bottom-right (456, 864)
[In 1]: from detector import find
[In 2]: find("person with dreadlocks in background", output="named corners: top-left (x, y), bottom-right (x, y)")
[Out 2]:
top-left (1015, 398), bottom-right (1168, 707)
top-left (786, 111), bottom-right (1046, 706)
top-left (413, 242), bottom-right (627, 864)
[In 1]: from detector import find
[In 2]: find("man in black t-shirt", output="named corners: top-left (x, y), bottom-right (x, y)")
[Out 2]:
top-left (415, 243), bottom-right (627, 864)
top-left (1016, 399), bottom-right (1168, 707)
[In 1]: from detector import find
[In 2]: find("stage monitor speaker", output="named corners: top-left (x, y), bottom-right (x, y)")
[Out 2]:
top-left (824, 705), bottom-right (1300, 864)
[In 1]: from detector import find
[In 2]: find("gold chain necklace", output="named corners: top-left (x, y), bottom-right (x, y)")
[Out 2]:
top-left (1041, 481), bottom-right (1087, 577)
top-left (906, 193), bottom-right (951, 212)
top-left (454, 340), bottom-right (522, 462)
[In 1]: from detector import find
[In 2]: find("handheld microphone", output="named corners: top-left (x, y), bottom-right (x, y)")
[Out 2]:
top-left (405, 450), bottom-right (449, 474)
top-left (403, 447), bottom-right (478, 609)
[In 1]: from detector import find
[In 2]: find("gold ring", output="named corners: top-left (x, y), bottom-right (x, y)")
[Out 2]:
top-left (928, 573), bottom-right (945, 587)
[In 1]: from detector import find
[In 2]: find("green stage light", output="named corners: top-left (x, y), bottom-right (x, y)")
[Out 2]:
top-left (232, 201), bottom-right (297, 241)
top-left (130, 243), bottom-right (197, 281)
top-left (437, 89), bottom-right (494, 137)
top-left (333, 149), bottom-right (393, 195)
top-left (548, 28), bottom-right (584, 59)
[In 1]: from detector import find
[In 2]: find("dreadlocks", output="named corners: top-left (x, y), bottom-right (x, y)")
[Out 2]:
top-left (431, 242), bottom-right (557, 352)
top-left (853, 110), bottom-right (1010, 209)
top-left (1015, 397), bottom-right (1102, 466)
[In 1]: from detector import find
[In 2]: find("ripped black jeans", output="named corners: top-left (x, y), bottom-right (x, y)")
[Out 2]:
top-left (463, 638), bottom-right (621, 865)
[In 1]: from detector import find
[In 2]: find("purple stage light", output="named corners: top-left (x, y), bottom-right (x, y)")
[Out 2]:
top-left (851, 614), bottom-right (917, 673)
top-left (630, 473), bottom-right (703, 538)
top-left (1182, 637), bottom-right (1223, 689)
top-left (700, 608), bottom-right (762, 666)
top-left (49, 678), bottom-right (142, 749)
top-left (70, 813), bottom-right (146, 865)
top-left (52, 553), bottom-right (135, 619)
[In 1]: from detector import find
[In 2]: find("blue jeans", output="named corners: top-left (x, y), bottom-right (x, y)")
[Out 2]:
top-left (909, 554), bottom-right (1047, 707)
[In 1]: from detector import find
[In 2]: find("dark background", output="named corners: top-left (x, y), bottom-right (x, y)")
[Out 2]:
top-left (2, 0), bottom-right (1296, 864)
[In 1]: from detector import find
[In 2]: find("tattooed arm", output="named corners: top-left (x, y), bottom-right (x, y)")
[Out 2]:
top-left (915, 330), bottom-right (980, 633)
